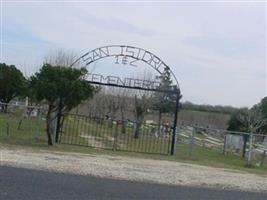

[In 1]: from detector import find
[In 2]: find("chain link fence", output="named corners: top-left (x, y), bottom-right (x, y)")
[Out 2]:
top-left (177, 125), bottom-right (267, 167)
top-left (249, 134), bottom-right (267, 167)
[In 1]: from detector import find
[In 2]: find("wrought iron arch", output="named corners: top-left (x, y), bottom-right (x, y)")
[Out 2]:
top-left (71, 45), bottom-right (180, 90)
top-left (69, 45), bottom-right (181, 155)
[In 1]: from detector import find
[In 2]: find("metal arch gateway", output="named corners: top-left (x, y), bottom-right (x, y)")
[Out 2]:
top-left (71, 45), bottom-right (180, 89)
top-left (66, 45), bottom-right (181, 155)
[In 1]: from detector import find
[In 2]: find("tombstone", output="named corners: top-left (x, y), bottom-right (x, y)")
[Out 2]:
top-left (263, 136), bottom-right (267, 146)
top-left (225, 134), bottom-right (244, 154)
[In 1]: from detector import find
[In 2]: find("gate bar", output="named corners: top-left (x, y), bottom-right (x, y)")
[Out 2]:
top-left (171, 90), bottom-right (181, 155)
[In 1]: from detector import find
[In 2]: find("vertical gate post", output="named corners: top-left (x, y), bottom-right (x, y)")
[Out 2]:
top-left (113, 122), bottom-right (119, 151)
top-left (55, 98), bottom-right (63, 143)
top-left (242, 134), bottom-right (249, 158)
top-left (55, 113), bottom-right (61, 143)
top-left (171, 90), bottom-right (181, 155)
top-left (6, 122), bottom-right (9, 136)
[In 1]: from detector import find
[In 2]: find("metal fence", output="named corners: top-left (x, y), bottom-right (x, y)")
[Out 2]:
top-left (1, 102), bottom-right (267, 167)
top-left (177, 125), bottom-right (267, 167)
top-left (59, 113), bottom-right (172, 154)
top-left (249, 134), bottom-right (267, 167)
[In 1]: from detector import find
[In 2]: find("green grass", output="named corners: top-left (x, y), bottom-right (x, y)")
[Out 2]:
top-left (0, 112), bottom-right (47, 147)
top-left (60, 115), bottom-right (171, 154)
top-left (0, 112), bottom-right (266, 174)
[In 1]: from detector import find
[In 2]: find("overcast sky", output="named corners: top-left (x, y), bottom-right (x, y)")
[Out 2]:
top-left (1, 1), bottom-right (266, 107)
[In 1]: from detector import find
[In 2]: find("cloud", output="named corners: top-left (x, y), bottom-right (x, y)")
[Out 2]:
top-left (2, 2), bottom-right (266, 107)
top-left (182, 36), bottom-right (266, 59)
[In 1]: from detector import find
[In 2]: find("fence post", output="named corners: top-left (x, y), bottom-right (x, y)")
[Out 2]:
top-left (247, 132), bottom-right (253, 166)
top-left (6, 122), bottom-right (9, 136)
top-left (55, 113), bottom-right (62, 143)
top-left (260, 150), bottom-right (266, 167)
top-left (242, 135), bottom-right (248, 158)
top-left (223, 134), bottom-right (227, 155)
top-left (189, 127), bottom-right (195, 157)
top-left (55, 99), bottom-right (63, 143)
top-left (171, 91), bottom-right (181, 155)
top-left (36, 108), bottom-right (42, 139)
top-left (52, 113), bottom-right (58, 144)
top-left (113, 122), bottom-right (119, 151)
top-left (259, 150), bottom-right (266, 167)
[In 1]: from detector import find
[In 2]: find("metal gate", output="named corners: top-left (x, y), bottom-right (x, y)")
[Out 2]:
top-left (59, 113), bottom-right (172, 154)
top-left (55, 45), bottom-right (182, 155)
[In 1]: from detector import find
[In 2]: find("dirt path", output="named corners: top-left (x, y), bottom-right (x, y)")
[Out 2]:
top-left (79, 134), bottom-right (106, 147)
top-left (1, 147), bottom-right (266, 192)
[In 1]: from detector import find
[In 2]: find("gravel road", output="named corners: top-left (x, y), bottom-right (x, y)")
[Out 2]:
top-left (1, 147), bottom-right (266, 192)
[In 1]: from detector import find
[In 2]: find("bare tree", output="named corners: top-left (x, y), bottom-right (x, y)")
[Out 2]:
top-left (44, 49), bottom-right (79, 67)
top-left (108, 98), bottom-right (120, 126)
top-left (117, 88), bottom-right (132, 134)
top-left (238, 107), bottom-right (267, 165)
top-left (132, 71), bottom-right (155, 139)
top-left (238, 107), bottom-right (267, 134)
top-left (86, 86), bottom-right (130, 129)
top-left (87, 90), bottom-right (108, 123)
top-left (133, 93), bottom-right (151, 138)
